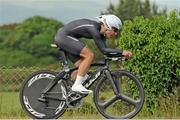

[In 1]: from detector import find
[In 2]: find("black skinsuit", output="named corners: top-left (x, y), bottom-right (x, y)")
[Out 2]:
top-left (55, 19), bottom-right (123, 63)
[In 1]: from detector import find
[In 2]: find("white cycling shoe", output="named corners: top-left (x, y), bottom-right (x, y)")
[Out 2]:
top-left (72, 84), bottom-right (92, 94)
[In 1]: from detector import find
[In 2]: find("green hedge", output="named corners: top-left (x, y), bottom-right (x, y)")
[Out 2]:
top-left (117, 11), bottom-right (180, 112)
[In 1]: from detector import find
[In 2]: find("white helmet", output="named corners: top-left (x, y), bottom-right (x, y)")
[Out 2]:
top-left (96, 14), bottom-right (122, 30)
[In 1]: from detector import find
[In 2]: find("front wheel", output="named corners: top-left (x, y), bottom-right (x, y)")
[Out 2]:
top-left (19, 70), bottom-right (68, 119)
top-left (94, 70), bottom-right (145, 119)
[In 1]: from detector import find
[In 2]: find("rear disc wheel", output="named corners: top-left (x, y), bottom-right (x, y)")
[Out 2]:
top-left (19, 70), bottom-right (67, 119)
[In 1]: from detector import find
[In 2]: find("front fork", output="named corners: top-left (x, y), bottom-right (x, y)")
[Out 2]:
top-left (105, 70), bottom-right (121, 95)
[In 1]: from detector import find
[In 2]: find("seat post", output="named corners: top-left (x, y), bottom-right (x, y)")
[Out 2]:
top-left (59, 50), bottom-right (70, 72)
top-left (51, 44), bottom-right (70, 72)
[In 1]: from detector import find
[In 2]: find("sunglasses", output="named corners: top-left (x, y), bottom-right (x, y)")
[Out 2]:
top-left (112, 27), bottom-right (118, 33)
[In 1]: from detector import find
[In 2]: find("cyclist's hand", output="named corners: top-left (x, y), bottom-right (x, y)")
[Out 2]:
top-left (122, 50), bottom-right (133, 58)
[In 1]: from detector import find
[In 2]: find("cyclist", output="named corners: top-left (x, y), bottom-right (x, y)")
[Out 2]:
top-left (55, 14), bottom-right (132, 94)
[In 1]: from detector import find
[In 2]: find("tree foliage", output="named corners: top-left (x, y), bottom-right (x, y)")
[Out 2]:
top-left (103, 0), bottom-right (167, 21)
top-left (0, 16), bottom-right (63, 67)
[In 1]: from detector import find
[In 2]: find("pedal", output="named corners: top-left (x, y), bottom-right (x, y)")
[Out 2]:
top-left (67, 98), bottom-right (84, 108)
top-left (66, 92), bottom-right (83, 107)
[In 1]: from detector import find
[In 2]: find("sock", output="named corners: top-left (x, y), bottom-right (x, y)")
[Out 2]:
top-left (72, 75), bottom-right (93, 94)
top-left (73, 75), bottom-right (84, 86)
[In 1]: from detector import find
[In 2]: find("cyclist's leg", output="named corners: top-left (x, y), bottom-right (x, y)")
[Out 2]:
top-left (71, 59), bottom-right (83, 80)
top-left (71, 46), bottom-right (94, 93)
top-left (78, 46), bottom-right (94, 76)
top-left (65, 53), bottom-right (83, 80)
top-left (55, 35), bottom-right (93, 93)
top-left (55, 34), bottom-right (84, 80)
top-left (67, 54), bottom-right (90, 82)
top-left (65, 47), bottom-right (94, 93)
top-left (67, 49), bottom-right (93, 80)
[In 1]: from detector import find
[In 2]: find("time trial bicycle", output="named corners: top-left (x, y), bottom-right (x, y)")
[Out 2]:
top-left (19, 44), bottom-right (145, 119)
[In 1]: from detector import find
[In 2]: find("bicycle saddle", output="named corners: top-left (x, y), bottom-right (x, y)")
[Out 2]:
top-left (51, 44), bottom-right (64, 51)
top-left (50, 44), bottom-right (68, 62)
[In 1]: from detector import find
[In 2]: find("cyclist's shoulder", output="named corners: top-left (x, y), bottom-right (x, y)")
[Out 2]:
top-left (68, 18), bottom-right (99, 27)
top-left (63, 18), bottom-right (100, 34)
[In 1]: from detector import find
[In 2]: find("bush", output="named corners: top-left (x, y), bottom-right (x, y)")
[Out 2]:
top-left (0, 16), bottom-right (63, 67)
top-left (117, 11), bottom-right (180, 112)
top-left (0, 49), bottom-right (56, 67)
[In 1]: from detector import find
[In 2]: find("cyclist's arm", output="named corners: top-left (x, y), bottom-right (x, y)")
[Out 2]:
top-left (101, 37), bottom-right (123, 54)
top-left (89, 28), bottom-right (123, 54)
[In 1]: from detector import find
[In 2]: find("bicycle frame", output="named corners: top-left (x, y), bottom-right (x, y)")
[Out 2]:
top-left (41, 58), bottom-right (119, 97)
top-left (40, 46), bottom-right (125, 99)
top-left (20, 48), bottom-right (145, 119)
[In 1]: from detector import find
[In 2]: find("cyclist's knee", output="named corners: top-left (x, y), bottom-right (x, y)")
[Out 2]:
top-left (80, 47), bottom-right (94, 60)
top-left (88, 52), bottom-right (94, 59)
